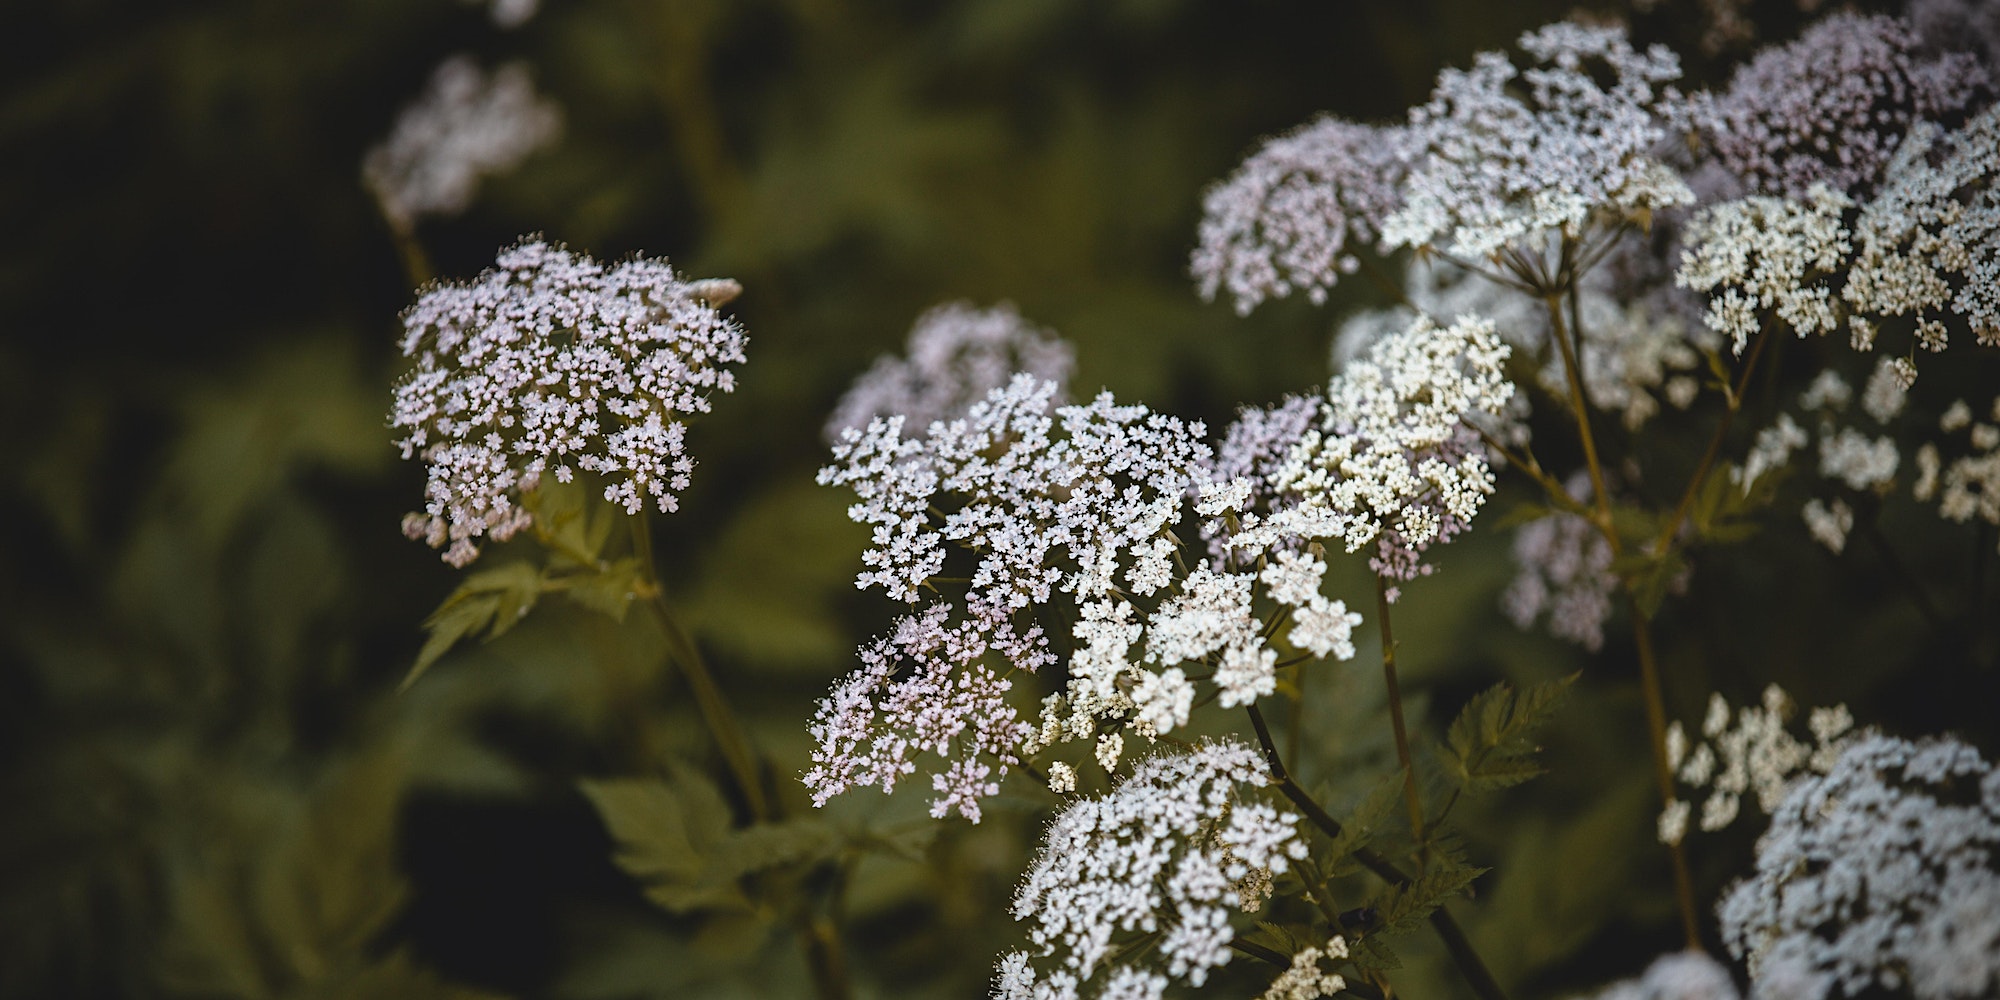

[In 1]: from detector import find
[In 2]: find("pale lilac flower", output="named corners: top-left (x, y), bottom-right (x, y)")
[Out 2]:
top-left (1002, 742), bottom-right (1308, 995)
top-left (1907, 0), bottom-right (2000, 69)
top-left (363, 57), bottom-right (562, 227)
top-left (1203, 394), bottom-right (1319, 563)
top-left (1384, 22), bottom-right (1692, 259)
top-left (1718, 731), bottom-right (2000, 999)
top-left (824, 302), bottom-right (1074, 442)
top-left (803, 602), bottom-right (1049, 823)
top-left (1191, 118), bottom-right (1414, 314)
top-left (1686, 13), bottom-right (1988, 200)
top-left (392, 239), bottom-right (746, 565)
top-left (1502, 474), bottom-right (1617, 652)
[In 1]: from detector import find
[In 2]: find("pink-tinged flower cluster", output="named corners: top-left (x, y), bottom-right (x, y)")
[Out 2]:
top-left (363, 56), bottom-right (562, 227)
top-left (392, 239), bottom-right (746, 566)
top-left (802, 602), bottom-right (1050, 822)
top-left (1684, 13), bottom-right (1989, 200)
top-left (1384, 22), bottom-right (1691, 258)
top-left (995, 742), bottom-right (1308, 1000)
top-left (823, 301), bottom-right (1074, 442)
top-left (1502, 474), bottom-right (1616, 652)
top-left (1191, 117), bottom-right (1414, 314)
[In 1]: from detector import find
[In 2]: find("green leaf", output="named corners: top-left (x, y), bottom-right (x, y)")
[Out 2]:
top-left (1441, 674), bottom-right (1576, 795)
top-left (581, 767), bottom-right (749, 915)
top-left (562, 557), bottom-right (643, 622)
top-left (403, 561), bottom-right (546, 689)
top-left (1319, 771), bottom-right (1404, 874)
top-left (1371, 857), bottom-right (1486, 938)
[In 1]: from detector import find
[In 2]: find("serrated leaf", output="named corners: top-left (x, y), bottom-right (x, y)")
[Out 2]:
top-left (1442, 675), bottom-right (1576, 795)
top-left (713, 819), bottom-right (841, 879)
top-left (1320, 771), bottom-right (1404, 869)
top-left (581, 766), bottom-right (749, 915)
top-left (403, 561), bottom-right (545, 689)
top-left (1372, 859), bottom-right (1486, 938)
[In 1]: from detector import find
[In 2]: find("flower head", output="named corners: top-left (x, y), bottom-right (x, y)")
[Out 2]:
top-left (392, 239), bottom-right (746, 565)
top-left (363, 57), bottom-right (562, 226)
top-left (1002, 742), bottom-right (1308, 995)
top-left (825, 302), bottom-right (1074, 442)
top-left (1192, 117), bottom-right (1414, 314)
top-left (1385, 22), bottom-right (1691, 258)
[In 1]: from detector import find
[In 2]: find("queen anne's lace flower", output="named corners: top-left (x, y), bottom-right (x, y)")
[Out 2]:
top-left (1260, 936), bottom-right (1349, 1000)
top-left (1250, 314), bottom-right (1515, 592)
top-left (1384, 22), bottom-right (1692, 259)
top-left (1718, 731), bottom-right (2000, 999)
top-left (1191, 117), bottom-right (1414, 314)
top-left (824, 302), bottom-right (1074, 442)
top-left (1676, 185), bottom-right (1854, 355)
top-left (1573, 950), bottom-right (1741, 1000)
top-left (1659, 687), bottom-right (1853, 845)
top-left (802, 602), bottom-right (1050, 822)
top-left (1685, 13), bottom-right (1989, 200)
top-left (392, 239), bottom-right (746, 566)
top-left (998, 742), bottom-right (1308, 998)
top-left (363, 57), bottom-right (562, 226)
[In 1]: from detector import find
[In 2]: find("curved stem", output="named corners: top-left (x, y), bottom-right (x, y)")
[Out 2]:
top-left (631, 513), bottom-right (770, 822)
top-left (1245, 705), bottom-right (1508, 1000)
top-left (1629, 605), bottom-right (1703, 951)
top-left (1646, 328), bottom-right (1771, 558)
top-left (1375, 575), bottom-right (1427, 865)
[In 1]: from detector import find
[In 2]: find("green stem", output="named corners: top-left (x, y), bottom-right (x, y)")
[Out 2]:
top-left (1544, 292), bottom-right (1614, 535)
top-left (1646, 328), bottom-right (1771, 558)
top-left (1245, 705), bottom-right (1508, 1000)
top-left (1375, 575), bottom-right (1427, 865)
top-left (631, 514), bottom-right (771, 822)
top-left (1629, 605), bottom-right (1703, 951)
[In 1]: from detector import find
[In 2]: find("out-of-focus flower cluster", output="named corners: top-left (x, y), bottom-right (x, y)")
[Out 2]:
top-left (995, 742), bottom-right (1308, 1000)
top-left (392, 239), bottom-right (746, 566)
top-left (1503, 474), bottom-right (1617, 652)
top-left (363, 56), bottom-right (562, 227)
top-left (1192, 117), bottom-right (1412, 314)
top-left (1658, 686), bottom-right (1853, 846)
top-left (1677, 103), bottom-right (2000, 372)
top-left (823, 302), bottom-right (1074, 442)
top-left (1681, 13), bottom-right (1989, 201)
top-left (1718, 731), bottom-right (2000, 999)
top-left (1570, 950), bottom-right (1741, 1000)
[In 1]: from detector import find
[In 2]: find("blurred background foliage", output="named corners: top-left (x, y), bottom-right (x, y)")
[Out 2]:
top-left (3, 0), bottom-right (1987, 998)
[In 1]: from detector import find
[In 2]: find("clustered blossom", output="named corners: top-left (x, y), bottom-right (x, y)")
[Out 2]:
top-left (823, 302), bottom-right (1075, 442)
top-left (1658, 686), bottom-right (1853, 845)
top-left (1718, 732), bottom-right (2000, 999)
top-left (463, 0), bottom-right (538, 29)
top-left (1908, 0), bottom-right (2000, 70)
top-left (1502, 475), bottom-right (1617, 652)
top-left (1915, 394), bottom-right (2000, 538)
top-left (392, 240), bottom-right (746, 566)
top-left (1383, 22), bottom-right (1692, 258)
top-left (818, 375), bottom-right (1360, 812)
top-left (363, 56), bottom-right (562, 227)
top-left (1250, 314), bottom-right (1515, 594)
top-left (996, 742), bottom-right (1308, 1000)
top-left (1260, 936), bottom-right (1349, 1000)
top-left (1684, 13), bottom-right (1989, 200)
top-left (802, 603), bottom-right (1051, 822)
top-left (1676, 185), bottom-right (1854, 355)
top-left (1191, 117), bottom-right (1412, 313)
top-left (1203, 394), bottom-right (1319, 562)
top-left (1679, 102), bottom-right (2000, 371)
top-left (1572, 950), bottom-right (1741, 1000)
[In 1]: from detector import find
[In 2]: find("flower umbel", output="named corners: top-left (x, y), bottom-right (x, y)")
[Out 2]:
top-left (392, 238), bottom-right (747, 566)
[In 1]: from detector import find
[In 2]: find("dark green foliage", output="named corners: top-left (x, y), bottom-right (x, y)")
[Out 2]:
top-left (1441, 674), bottom-right (1576, 795)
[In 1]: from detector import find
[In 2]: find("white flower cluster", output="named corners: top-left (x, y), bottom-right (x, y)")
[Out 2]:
top-left (1255, 314), bottom-right (1515, 594)
top-left (1340, 255), bottom-right (1711, 431)
top-left (1916, 393), bottom-right (2000, 538)
top-left (817, 375), bottom-right (1362, 815)
top-left (1259, 935), bottom-right (1350, 1000)
top-left (823, 302), bottom-right (1075, 442)
top-left (1677, 104), bottom-right (2000, 369)
top-left (1676, 185), bottom-right (1854, 355)
top-left (996, 742), bottom-right (1308, 1000)
top-left (1719, 731), bottom-right (2000, 999)
top-left (1384, 22), bottom-right (1692, 258)
top-left (363, 56), bottom-right (562, 227)
top-left (1658, 686), bottom-right (1853, 846)
top-left (1736, 358), bottom-right (1909, 555)
top-left (1571, 950), bottom-right (1741, 1000)
top-left (392, 239), bottom-right (747, 566)
top-left (802, 603), bottom-right (1051, 822)
top-left (1191, 116), bottom-right (1413, 314)
top-left (1502, 474), bottom-right (1617, 652)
